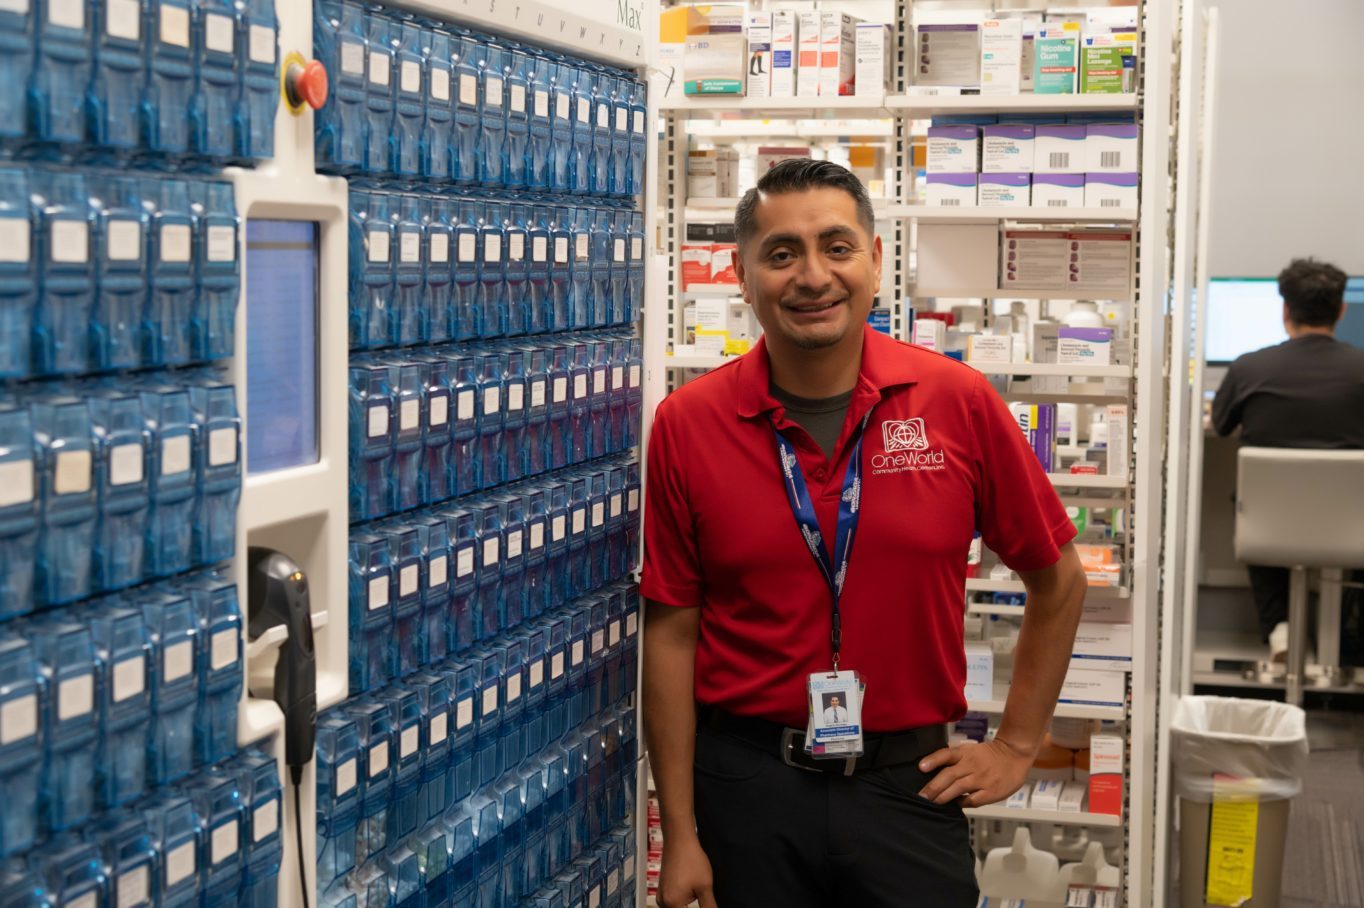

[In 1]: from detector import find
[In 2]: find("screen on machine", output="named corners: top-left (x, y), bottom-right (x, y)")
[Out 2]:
top-left (1204, 278), bottom-right (1288, 363)
top-left (246, 220), bottom-right (320, 474)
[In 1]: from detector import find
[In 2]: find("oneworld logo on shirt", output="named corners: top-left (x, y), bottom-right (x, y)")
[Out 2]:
top-left (871, 418), bottom-right (947, 474)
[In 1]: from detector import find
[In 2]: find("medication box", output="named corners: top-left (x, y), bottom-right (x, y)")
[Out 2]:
top-left (1070, 622), bottom-right (1133, 671)
top-left (1057, 327), bottom-right (1114, 365)
top-left (797, 12), bottom-right (822, 97)
top-left (915, 23), bottom-right (981, 88)
top-left (820, 12), bottom-right (858, 97)
top-left (1032, 173), bottom-right (1085, 207)
top-left (964, 645), bottom-right (993, 701)
top-left (979, 18), bottom-right (1023, 95)
top-left (1085, 173), bottom-right (1139, 209)
top-left (770, 11), bottom-right (798, 98)
top-left (982, 125), bottom-right (1035, 172)
top-left (1086, 124), bottom-right (1139, 172)
top-left (686, 150), bottom-right (719, 197)
top-left (912, 318), bottom-right (947, 351)
top-left (1034, 23), bottom-right (1081, 93)
top-left (756, 146), bottom-right (811, 175)
top-left (967, 334), bottom-right (1013, 364)
top-left (978, 173), bottom-right (1030, 207)
top-left (1059, 667), bottom-right (1125, 709)
top-left (1088, 734), bottom-right (1124, 815)
top-left (855, 23), bottom-right (891, 97)
top-left (683, 34), bottom-right (747, 95)
top-left (925, 173), bottom-right (977, 207)
top-left (1035, 125), bottom-right (1087, 173)
top-left (745, 14), bottom-right (772, 98)
top-left (926, 126), bottom-right (979, 174)
top-left (1080, 32), bottom-right (1137, 94)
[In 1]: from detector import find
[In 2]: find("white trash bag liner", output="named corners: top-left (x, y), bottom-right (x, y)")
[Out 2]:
top-left (1170, 695), bottom-right (1308, 802)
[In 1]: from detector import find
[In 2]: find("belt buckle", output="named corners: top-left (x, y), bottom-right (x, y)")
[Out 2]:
top-left (779, 728), bottom-right (820, 773)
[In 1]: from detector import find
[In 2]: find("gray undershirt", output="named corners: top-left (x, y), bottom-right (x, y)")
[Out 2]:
top-left (771, 384), bottom-right (854, 460)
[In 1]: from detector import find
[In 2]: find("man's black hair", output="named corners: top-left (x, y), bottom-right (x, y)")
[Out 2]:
top-left (1278, 257), bottom-right (1347, 327)
top-left (735, 158), bottom-right (875, 250)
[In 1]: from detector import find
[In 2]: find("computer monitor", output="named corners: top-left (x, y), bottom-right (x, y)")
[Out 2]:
top-left (1338, 277), bottom-right (1364, 350)
top-left (1204, 278), bottom-right (1287, 364)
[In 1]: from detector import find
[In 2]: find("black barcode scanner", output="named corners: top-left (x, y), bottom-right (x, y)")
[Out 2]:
top-left (247, 547), bottom-right (317, 781)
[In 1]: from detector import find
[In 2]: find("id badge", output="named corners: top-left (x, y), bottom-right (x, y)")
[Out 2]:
top-left (805, 670), bottom-right (864, 759)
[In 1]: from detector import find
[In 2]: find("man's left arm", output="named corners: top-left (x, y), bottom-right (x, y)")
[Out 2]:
top-left (917, 542), bottom-right (1087, 806)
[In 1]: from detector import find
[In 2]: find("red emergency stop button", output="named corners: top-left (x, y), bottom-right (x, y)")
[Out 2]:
top-left (285, 59), bottom-right (329, 111)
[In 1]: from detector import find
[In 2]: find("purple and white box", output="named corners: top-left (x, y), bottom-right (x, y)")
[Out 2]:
top-left (1032, 173), bottom-right (1085, 207)
top-left (1034, 124), bottom-right (1087, 174)
top-left (926, 125), bottom-right (980, 174)
top-left (982, 124), bottom-right (1035, 172)
top-left (978, 172), bottom-right (1031, 207)
top-left (1057, 326), bottom-right (1114, 365)
top-left (1086, 123), bottom-right (1139, 172)
top-left (925, 172), bottom-right (977, 206)
top-left (1085, 172), bottom-right (1139, 209)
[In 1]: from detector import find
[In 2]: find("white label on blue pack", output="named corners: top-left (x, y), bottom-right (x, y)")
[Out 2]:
top-left (591, 629), bottom-right (604, 654)
top-left (626, 613), bottom-right (638, 638)
top-left (401, 724), bottom-right (419, 758)
top-left (369, 51), bottom-right (390, 87)
top-left (399, 564), bottom-right (418, 598)
top-left (116, 864), bottom-right (148, 908)
top-left (368, 576), bottom-right (389, 611)
top-left (616, 108), bottom-right (628, 133)
top-left (161, 435), bottom-right (191, 476)
top-left (456, 547), bottom-right (474, 578)
top-left (209, 427), bottom-right (238, 466)
top-left (335, 758), bottom-right (356, 795)
top-left (551, 652), bottom-right (564, 678)
top-left (484, 234), bottom-right (501, 263)
top-left (628, 489), bottom-right (640, 512)
top-left (205, 13), bottom-right (234, 54)
top-left (367, 404), bottom-right (389, 438)
top-left (510, 84), bottom-right (526, 113)
top-left (532, 236), bottom-right (548, 262)
top-left (506, 672), bottom-right (521, 702)
top-left (557, 94), bottom-right (571, 120)
top-left (430, 233), bottom-right (449, 264)
top-left (531, 381), bottom-right (546, 408)
top-left (431, 67), bottom-right (451, 102)
top-left (507, 530), bottom-right (523, 559)
top-left (459, 74), bottom-right (477, 106)
top-left (572, 508), bottom-right (586, 535)
top-left (509, 233), bottom-right (525, 262)
top-left (596, 104), bottom-right (609, 129)
top-left (161, 224), bottom-right (191, 263)
top-left (614, 238), bottom-right (626, 263)
top-left (52, 219), bottom-right (89, 263)
top-left (341, 41), bottom-right (364, 75)
top-left (68, 892), bottom-right (95, 908)
top-left (594, 368), bottom-right (607, 395)
top-left (608, 869), bottom-right (620, 896)
top-left (611, 493), bottom-right (622, 518)
top-left (428, 393), bottom-right (448, 427)
top-left (106, 219), bottom-right (141, 262)
top-left (575, 233), bottom-right (589, 260)
top-left (630, 364), bottom-right (641, 388)
top-left (429, 554), bottom-right (447, 588)
top-left (458, 233), bottom-right (476, 262)
top-left (554, 237), bottom-right (569, 263)
top-left (552, 515), bottom-right (566, 541)
top-left (429, 712), bottom-right (448, 745)
top-left (625, 856), bottom-right (635, 879)
top-left (113, 655), bottom-right (145, 702)
top-left (368, 229), bottom-right (390, 263)
top-left (529, 659), bottom-right (544, 688)
top-left (574, 374), bottom-right (588, 399)
top-left (401, 60), bottom-right (420, 94)
top-left (588, 882), bottom-right (601, 908)
top-left (399, 398), bottom-right (419, 431)
top-left (457, 390), bottom-right (475, 421)
top-left (207, 225), bottom-right (236, 262)
top-left (508, 383), bottom-right (524, 411)
top-left (482, 684), bottom-right (497, 716)
top-left (483, 537), bottom-right (499, 567)
top-left (164, 641), bottom-right (193, 683)
top-left (0, 694), bottom-right (37, 745)
top-left (0, 459), bottom-right (34, 507)
top-left (110, 443), bottom-right (144, 486)
top-left (211, 819), bottom-right (238, 864)
top-left (159, 4), bottom-right (190, 47)
top-left (631, 237), bottom-right (643, 260)
top-left (483, 387), bottom-right (500, 415)
top-left (369, 741), bottom-right (389, 776)
top-left (165, 842), bottom-right (195, 888)
top-left (106, 0), bottom-right (140, 40)
top-left (535, 91), bottom-right (549, 118)
top-left (486, 76), bottom-right (504, 106)
top-left (592, 502), bottom-right (605, 527)
top-left (59, 674), bottom-right (93, 720)
top-left (612, 366), bottom-right (624, 390)
top-left (456, 697), bottom-right (473, 728)
top-left (48, 0), bottom-right (82, 29)
top-left (553, 377), bottom-right (568, 403)
top-left (54, 450), bottom-right (92, 495)
top-left (400, 230), bottom-right (419, 263)
top-left (634, 110), bottom-right (645, 134)
top-left (0, 219), bottom-right (30, 263)
top-left (571, 640), bottom-right (584, 666)
top-left (609, 620), bottom-right (620, 647)
top-left (530, 521), bottom-right (545, 550)
top-left (249, 24), bottom-right (275, 64)
top-left (578, 98), bottom-right (591, 124)
top-left (211, 629), bottom-right (238, 670)
top-left (253, 800), bottom-right (278, 842)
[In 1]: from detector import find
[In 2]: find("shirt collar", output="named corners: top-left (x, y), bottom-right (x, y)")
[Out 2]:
top-left (736, 324), bottom-right (919, 419)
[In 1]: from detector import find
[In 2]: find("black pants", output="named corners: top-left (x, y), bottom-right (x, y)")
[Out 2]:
top-left (1246, 564), bottom-right (1290, 643)
top-left (692, 722), bottom-right (979, 908)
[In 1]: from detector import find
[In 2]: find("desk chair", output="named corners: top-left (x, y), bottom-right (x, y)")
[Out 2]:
top-left (1234, 448), bottom-right (1364, 704)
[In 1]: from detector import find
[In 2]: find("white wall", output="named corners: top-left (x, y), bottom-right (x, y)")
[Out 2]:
top-left (1208, 0), bottom-right (1364, 276)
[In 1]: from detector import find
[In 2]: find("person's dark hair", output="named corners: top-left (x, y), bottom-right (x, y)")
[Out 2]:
top-left (1278, 258), bottom-right (1347, 327)
top-left (735, 158), bottom-right (875, 250)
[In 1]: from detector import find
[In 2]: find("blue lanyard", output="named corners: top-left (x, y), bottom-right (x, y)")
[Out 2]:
top-left (772, 409), bottom-right (873, 669)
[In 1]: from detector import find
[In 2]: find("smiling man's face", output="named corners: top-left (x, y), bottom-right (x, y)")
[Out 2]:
top-left (735, 186), bottom-right (882, 355)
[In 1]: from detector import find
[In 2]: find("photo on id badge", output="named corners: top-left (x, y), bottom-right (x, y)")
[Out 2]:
top-left (808, 671), bottom-right (863, 755)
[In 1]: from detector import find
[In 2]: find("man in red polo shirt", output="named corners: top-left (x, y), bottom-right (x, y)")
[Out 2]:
top-left (642, 159), bottom-right (1086, 908)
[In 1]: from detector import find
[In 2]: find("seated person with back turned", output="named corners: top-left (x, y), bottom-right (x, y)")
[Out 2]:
top-left (1212, 258), bottom-right (1364, 658)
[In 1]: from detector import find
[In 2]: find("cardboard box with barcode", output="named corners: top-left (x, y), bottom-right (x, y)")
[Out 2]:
top-left (1085, 173), bottom-right (1139, 209)
top-left (684, 34), bottom-right (748, 95)
top-left (687, 150), bottom-right (720, 197)
top-left (1032, 173), bottom-right (1085, 207)
top-left (982, 124), bottom-right (1035, 173)
top-left (1034, 125), bottom-right (1087, 174)
top-left (925, 173), bottom-right (977, 207)
top-left (978, 173), bottom-right (1031, 207)
top-left (1086, 124), bottom-right (1138, 172)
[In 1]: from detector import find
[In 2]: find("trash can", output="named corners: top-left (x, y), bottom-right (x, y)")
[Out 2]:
top-left (1171, 696), bottom-right (1308, 908)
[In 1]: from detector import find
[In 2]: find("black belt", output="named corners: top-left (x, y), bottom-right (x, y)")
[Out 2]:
top-left (699, 707), bottom-right (948, 777)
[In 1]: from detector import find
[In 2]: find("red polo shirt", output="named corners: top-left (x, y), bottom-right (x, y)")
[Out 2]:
top-left (641, 325), bottom-right (1076, 731)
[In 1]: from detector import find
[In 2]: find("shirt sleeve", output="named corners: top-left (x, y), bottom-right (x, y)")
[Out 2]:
top-left (969, 374), bottom-right (1078, 573)
top-left (1211, 360), bottom-right (1244, 437)
top-left (639, 398), bottom-right (705, 608)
